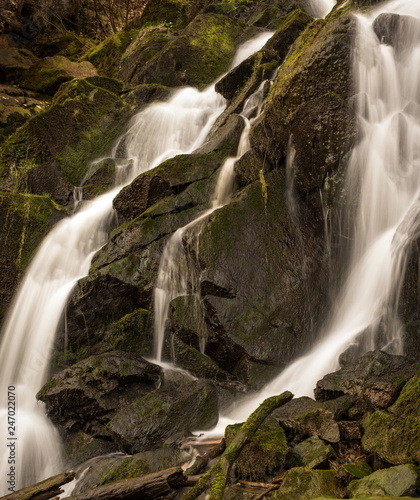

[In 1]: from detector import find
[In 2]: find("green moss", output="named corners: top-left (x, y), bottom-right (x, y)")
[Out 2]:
top-left (138, 0), bottom-right (189, 29)
top-left (81, 29), bottom-right (139, 78)
top-left (19, 66), bottom-right (73, 95)
top-left (107, 309), bottom-right (153, 355)
top-left (98, 456), bottom-right (150, 484)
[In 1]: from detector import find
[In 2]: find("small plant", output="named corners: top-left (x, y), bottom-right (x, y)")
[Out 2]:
top-left (164, 20), bottom-right (173, 29)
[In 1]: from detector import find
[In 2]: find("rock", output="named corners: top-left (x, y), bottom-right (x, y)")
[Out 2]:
top-left (337, 420), bottom-right (361, 441)
top-left (84, 76), bottom-right (124, 96)
top-left (0, 78), bottom-right (128, 189)
top-left (107, 379), bottom-right (219, 453)
top-left (250, 11), bottom-right (357, 200)
top-left (0, 83), bottom-right (48, 144)
top-left (196, 169), bottom-right (329, 381)
top-left (290, 435), bottom-right (335, 469)
top-left (26, 159), bottom-right (71, 204)
top-left (323, 394), bottom-right (357, 420)
top-left (133, 13), bottom-right (245, 89)
top-left (348, 464), bottom-right (420, 498)
top-left (137, 0), bottom-right (189, 29)
top-left (215, 9), bottom-right (312, 101)
top-left (272, 396), bottom-right (340, 443)
top-left (272, 467), bottom-right (340, 500)
top-left (373, 13), bottom-right (420, 52)
top-left (196, 114), bottom-right (245, 157)
top-left (72, 448), bottom-right (191, 495)
top-left (37, 351), bottom-right (162, 428)
top-left (341, 461), bottom-right (373, 479)
top-left (63, 431), bottom-right (118, 466)
top-left (224, 416), bottom-right (288, 481)
top-left (362, 368), bottom-right (420, 464)
top-left (315, 350), bottom-right (420, 409)
top-left (0, 47), bottom-right (39, 83)
top-left (81, 29), bottom-right (139, 78)
top-left (63, 274), bottom-right (142, 351)
top-left (81, 158), bottom-right (116, 201)
top-left (123, 83), bottom-right (171, 110)
top-left (234, 148), bottom-right (264, 188)
top-left (19, 55), bottom-right (97, 95)
top-left (0, 192), bottom-right (64, 323)
top-left (112, 150), bottom-right (226, 222)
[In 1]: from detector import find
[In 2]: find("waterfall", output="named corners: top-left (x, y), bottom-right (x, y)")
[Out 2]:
top-left (208, 0), bottom-right (420, 428)
top-left (0, 31), bottom-right (276, 493)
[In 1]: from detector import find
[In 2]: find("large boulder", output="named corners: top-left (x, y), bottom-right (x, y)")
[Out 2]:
top-left (272, 467), bottom-right (340, 500)
top-left (348, 464), bottom-right (420, 498)
top-left (362, 368), bottom-right (420, 464)
top-left (314, 350), bottom-right (420, 409)
top-left (107, 379), bottom-right (219, 453)
top-left (250, 9), bottom-right (357, 203)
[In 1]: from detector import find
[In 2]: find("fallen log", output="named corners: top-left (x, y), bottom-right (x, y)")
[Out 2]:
top-left (67, 466), bottom-right (185, 500)
top-left (185, 439), bottom-right (226, 476)
top-left (182, 391), bottom-right (294, 500)
top-left (0, 472), bottom-right (75, 500)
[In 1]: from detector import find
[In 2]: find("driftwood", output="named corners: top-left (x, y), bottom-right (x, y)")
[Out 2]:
top-left (1, 472), bottom-right (75, 500)
top-left (182, 391), bottom-right (294, 500)
top-left (185, 439), bottom-right (226, 476)
top-left (67, 466), bottom-right (185, 500)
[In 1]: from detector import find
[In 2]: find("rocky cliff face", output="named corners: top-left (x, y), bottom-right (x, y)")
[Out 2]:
top-left (0, 0), bottom-right (419, 497)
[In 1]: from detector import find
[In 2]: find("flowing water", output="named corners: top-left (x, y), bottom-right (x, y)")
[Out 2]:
top-left (205, 0), bottom-right (420, 429)
top-left (0, 31), bottom-right (274, 494)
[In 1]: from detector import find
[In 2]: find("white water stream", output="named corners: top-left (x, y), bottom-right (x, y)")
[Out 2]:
top-left (202, 0), bottom-right (420, 433)
top-left (0, 32), bottom-right (273, 494)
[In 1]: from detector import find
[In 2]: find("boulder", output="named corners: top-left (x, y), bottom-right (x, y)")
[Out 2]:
top-left (0, 78), bottom-right (128, 189)
top-left (315, 350), bottom-right (420, 409)
top-left (132, 13), bottom-right (245, 89)
top-left (122, 83), bottom-right (171, 110)
top-left (107, 379), bottom-right (219, 453)
top-left (18, 55), bottom-right (97, 95)
top-left (26, 159), bottom-right (71, 204)
top-left (250, 11), bottom-right (357, 202)
top-left (348, 464), bottom-right (420, 498)
top-left (272, 396), bottom-right (340, 443)
top-left (81, 158), bottom-right (116, 201)
top-left (289, 435), bottom-right (335, 469)
top-left (373, 13), bottom-right (420, 52)
top-left (81, 29), bottom-right (139, 78)
top-left (362, 368), bottom-right (420, 464)
top-left (272, 467), bottom-right (340, 500)
top-left (0, 192), bottom-right (64, 323)
top-left (0, 47), bottom-right (39, 83)
top-left (225, 416), bottom-right (288, 481)
top-left (37, 351), bottom-right (162, 428)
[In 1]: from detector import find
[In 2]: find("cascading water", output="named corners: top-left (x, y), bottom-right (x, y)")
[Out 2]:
top-left (153, 77), bottom-right (271, 364)
top-left (211, 0), bottom-right (420, 427)
top-left (0, 31), bottom-right (276, 494)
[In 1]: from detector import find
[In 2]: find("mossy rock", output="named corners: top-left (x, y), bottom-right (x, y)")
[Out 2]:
top-left (250, 8), bottom-right (357, 198)
top-left (122, 83), bottom-right (171, 110)
top-left (290, 435), bottom-right (335, 469)
top-left (117, 26), bottom-right (173, 88)
top-left (341, 461), bottom-right (373, 479)
top-left (272, 467), bottom-right (340, 500)
top-left (0, 78), bottom-right (128, 188)
top-left (84, 76), bottom-right (124, 95)
top-left (136, 13), bottom-right (245, 88)
top-left (225, 416), bottom-right (288, 481)
top-left (0, 192), bottom-right (63, 323)
top-left (138, 0), bottom-right (189, 29)
top-left (195, 168), bottom-right (329, 375)
top-left (348, 464), bottom-right (420, 498)
top-left (81, 29), bottom-right (139, 78)
top-left (106, 309), bottom-right (153, 356)
top-left (362, 369), bottom-right (420, 464)
top-left (0, 48), bottom-right (39, 83)
top-left (81, 158), bottom-right (116, 200)
top-left (19, 56), bottom-right (97, 95)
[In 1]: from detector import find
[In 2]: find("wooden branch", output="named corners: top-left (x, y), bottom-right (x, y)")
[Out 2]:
top-left (182, 391), bottom-right (294, 500)
top-left (67, 467), bottom-right (185, 500)
top-left (253, 484), bottom-right (280, 500)
top-left (185, 439), bottom-right (226, 476)
top-left (2, 472), bottom-right (75, 500)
